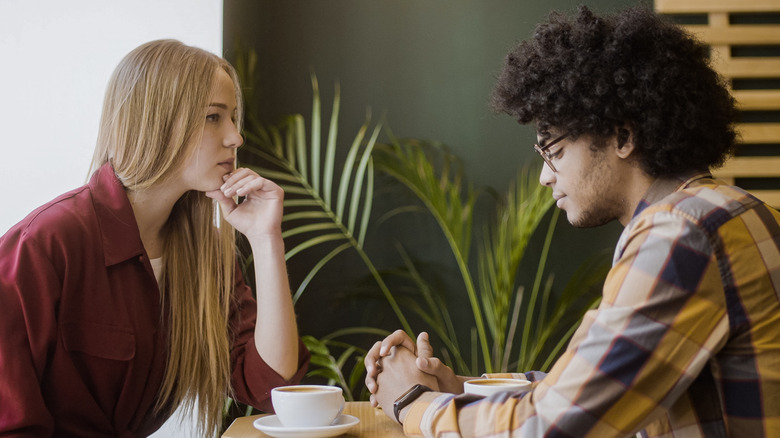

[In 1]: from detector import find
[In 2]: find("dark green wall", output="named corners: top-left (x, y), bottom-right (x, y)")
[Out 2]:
top-left (223, 0), bottom-right (647, 349)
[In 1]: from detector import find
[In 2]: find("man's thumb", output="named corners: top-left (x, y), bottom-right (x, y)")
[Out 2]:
top-left (416, 332), bottom-right (434, 359)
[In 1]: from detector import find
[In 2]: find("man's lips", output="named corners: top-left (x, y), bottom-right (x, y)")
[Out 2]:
top-left (553, 193), bottom-right (565, 208)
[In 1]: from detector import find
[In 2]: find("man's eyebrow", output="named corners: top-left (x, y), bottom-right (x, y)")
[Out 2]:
top-left (537, 132), bottom-right (550, 147)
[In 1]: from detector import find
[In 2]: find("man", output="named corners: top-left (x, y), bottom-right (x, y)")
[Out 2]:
top-left (365, 5), bottom-right (780, 437)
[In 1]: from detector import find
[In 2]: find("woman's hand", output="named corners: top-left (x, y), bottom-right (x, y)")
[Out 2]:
top-left (208, 168), bottom-right (300, 378)
top-left (205, 168), bottom-right (283, 240)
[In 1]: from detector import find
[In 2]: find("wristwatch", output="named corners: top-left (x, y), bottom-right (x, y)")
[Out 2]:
top-left (393, 384), bottom-right (432, 424)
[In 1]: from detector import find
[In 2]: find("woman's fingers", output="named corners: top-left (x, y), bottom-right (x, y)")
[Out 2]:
top-left (205, 188), bottom-right (237, 215)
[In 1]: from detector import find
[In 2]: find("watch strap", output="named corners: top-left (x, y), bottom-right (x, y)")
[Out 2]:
top-left (393, 384), bottom-right (432, 424)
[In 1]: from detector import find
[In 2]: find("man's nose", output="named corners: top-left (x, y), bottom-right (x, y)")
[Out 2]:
top-left (539, 162), bottom-right (555, 187)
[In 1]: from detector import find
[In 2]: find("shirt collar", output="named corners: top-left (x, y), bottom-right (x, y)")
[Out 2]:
top-left (88, 162), bottom-right (146, 266)
top-left (632, 172), bottom-right (713, 219)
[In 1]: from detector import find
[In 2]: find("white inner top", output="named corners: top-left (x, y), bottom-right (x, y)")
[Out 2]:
top-left (150, 257), bottom-right (163, 285)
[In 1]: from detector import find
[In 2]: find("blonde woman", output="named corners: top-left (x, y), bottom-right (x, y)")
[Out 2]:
top-left (0, 40), bottom-right (309, 436)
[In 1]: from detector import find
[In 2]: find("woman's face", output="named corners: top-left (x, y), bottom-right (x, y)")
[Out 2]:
top-left (180, 69), bottom-right (243, 193)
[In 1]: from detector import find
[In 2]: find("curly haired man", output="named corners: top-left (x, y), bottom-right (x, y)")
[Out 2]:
top-left (365, 5), bottom-right (780, 437)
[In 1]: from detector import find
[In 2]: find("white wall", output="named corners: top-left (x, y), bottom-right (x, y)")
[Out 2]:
top-left (0, 1), bottom-right (223, 435)
top-left (0, 0), bottom-right (223, 235)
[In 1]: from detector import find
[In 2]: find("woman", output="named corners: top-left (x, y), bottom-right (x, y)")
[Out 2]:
top-left (0, 40), bottom-right (309, 437)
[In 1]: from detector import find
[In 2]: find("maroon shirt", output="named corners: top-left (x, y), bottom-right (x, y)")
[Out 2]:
top-left (0, 163), bottom-right (310, 437)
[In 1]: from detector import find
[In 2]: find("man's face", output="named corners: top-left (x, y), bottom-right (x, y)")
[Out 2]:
top-left (536, 131), bottom-right (627, 228)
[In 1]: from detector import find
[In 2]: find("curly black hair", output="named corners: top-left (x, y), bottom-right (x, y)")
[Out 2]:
top-left (491, 5), bottom-right (739, 178)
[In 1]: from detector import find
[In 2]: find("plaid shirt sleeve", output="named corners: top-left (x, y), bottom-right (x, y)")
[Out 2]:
top-left (402, 204), bottom-right (732, 437)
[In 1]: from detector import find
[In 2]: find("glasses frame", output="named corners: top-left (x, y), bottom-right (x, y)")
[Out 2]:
top-left (533, 132), bottom-right (569, 173)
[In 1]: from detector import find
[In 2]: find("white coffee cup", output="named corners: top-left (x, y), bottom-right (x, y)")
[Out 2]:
top-left (463, 378), bottom-right (532, 397)
top-left (271, 385), bottom-right (345, 427)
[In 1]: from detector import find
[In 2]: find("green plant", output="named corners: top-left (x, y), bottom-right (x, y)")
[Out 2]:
top-left (372, 140), bottom-right (607, 375)
top-left (301, 326), bottom-right (391, 401)
top-left (239, 75), bottom-right (412, 336)
top-left (232, 45), bottom-right (608, 402)
top-left (233, 45), bottom-right (414, 401)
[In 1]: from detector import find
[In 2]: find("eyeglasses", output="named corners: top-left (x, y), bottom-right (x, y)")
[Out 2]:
top-left (533, 132), bottom-right (569, 173)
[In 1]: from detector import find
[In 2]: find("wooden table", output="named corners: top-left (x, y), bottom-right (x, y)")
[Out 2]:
top-left (222, 401), bottom-right (406, 437)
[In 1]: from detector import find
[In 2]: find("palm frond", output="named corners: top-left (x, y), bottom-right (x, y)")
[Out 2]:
top-left (477, 166), bottom-right (554, 370)
top-left (373, 138), bottom-right (491, 371)
top-left (235, 61), bottom-right (413, 334)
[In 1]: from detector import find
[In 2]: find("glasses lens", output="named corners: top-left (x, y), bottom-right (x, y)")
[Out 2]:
top-left (534, 144), bottom-right (556, 172)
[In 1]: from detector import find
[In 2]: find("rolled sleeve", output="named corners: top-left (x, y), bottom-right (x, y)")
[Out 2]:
top-left (228, 266), bottom-right (310, 412)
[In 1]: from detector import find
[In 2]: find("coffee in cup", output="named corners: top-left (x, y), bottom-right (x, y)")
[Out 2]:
top-left (271, 385), bottom-right (345, 427)
top-left (463, 378), bottom-right (532, 397)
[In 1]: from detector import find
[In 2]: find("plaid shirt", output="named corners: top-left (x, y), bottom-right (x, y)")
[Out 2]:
top-left (402, 175), bottom-right (780, 437)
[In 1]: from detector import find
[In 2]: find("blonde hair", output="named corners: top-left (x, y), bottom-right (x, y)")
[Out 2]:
top-left (90, 39), bottom-right (244, 436)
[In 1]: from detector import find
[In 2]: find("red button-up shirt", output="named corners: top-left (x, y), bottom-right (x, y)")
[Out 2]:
top-left (0, 163), bottom-right (310, 437)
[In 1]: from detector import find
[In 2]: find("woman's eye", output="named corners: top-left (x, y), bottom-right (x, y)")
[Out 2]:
top-left (206, 113), bottom-right (220, 123)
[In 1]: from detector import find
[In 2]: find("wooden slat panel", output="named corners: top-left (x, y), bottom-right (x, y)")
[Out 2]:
top-left (734, 90), bottom-right (780, 110)
top-left (715, 157), bottom-right (780, 177)
top-left (683, 26), bottom-right (780, 45)
top-left (737, 124), bottom-right (780, 143)
top-left (657, 0), bottom-right (780, 208)
top-left (747, 190), bottom-right (780, 208)
top-left (656, 0), bottom-right (780, 13)
top-left (716, 59), bottom-right (780, 78)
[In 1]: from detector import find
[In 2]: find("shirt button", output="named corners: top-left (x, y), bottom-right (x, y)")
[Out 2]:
top-left (139, 255), bottom-right (146, 263)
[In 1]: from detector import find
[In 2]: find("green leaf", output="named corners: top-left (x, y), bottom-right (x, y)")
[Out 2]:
top-left (293, 243), bottom-right (352, 303)
top-left (282, 222), bottom-right (339, 239)
top-left (347, 123), bottom-right (382, 232)
top-left (323, 81), bottom-right (340, 205)
top-left (285, 234), bottom-right (348, 261)
top-left (310, 74), bottom-right (321, 193)
top-left (335, 113), bottom-right (370, 219)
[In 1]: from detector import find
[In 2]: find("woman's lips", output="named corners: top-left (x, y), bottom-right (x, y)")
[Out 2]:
top-left (218, 158), bottom-right (235, 172)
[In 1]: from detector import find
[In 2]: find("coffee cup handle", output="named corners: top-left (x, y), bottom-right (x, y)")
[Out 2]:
top-left (338, 393), bottom-right (345, 416)
top-left (327, 393), bottom-right (345, 425)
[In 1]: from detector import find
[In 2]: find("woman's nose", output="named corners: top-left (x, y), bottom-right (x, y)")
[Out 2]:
top-left (225, 126), bottom-right (244, 149)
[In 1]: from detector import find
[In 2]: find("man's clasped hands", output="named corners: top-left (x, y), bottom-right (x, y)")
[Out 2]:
top-left (364, 330), bottom-right (472, 424)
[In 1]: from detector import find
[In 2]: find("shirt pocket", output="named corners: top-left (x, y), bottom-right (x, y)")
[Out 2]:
top-left (61, 321), bottom-right (136, 361)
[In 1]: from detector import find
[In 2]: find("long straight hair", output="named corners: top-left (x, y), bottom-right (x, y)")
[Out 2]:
top-left (89, 39), bottom-right (244, 436)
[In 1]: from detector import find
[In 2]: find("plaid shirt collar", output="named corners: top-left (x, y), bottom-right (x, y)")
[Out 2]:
top-left (632, 172), bottom-right (713, 219)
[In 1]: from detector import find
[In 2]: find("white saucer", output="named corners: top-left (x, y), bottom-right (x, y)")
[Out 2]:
top-left (253, 414), bottom-right (360, 438)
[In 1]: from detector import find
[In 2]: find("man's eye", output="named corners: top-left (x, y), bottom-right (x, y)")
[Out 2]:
top-left (548, 149), bottom-right (563, 159)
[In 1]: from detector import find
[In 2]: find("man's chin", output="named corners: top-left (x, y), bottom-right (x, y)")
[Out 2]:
top-left (567, 211), bottom-right (616, 229)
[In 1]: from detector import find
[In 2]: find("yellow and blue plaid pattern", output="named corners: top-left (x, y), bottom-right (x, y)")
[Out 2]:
top-left (403, 175), bottom-right (780, 437)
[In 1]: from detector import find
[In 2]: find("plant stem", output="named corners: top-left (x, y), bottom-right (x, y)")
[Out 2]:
top-left (520, 208), bottom-right (559, 369)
